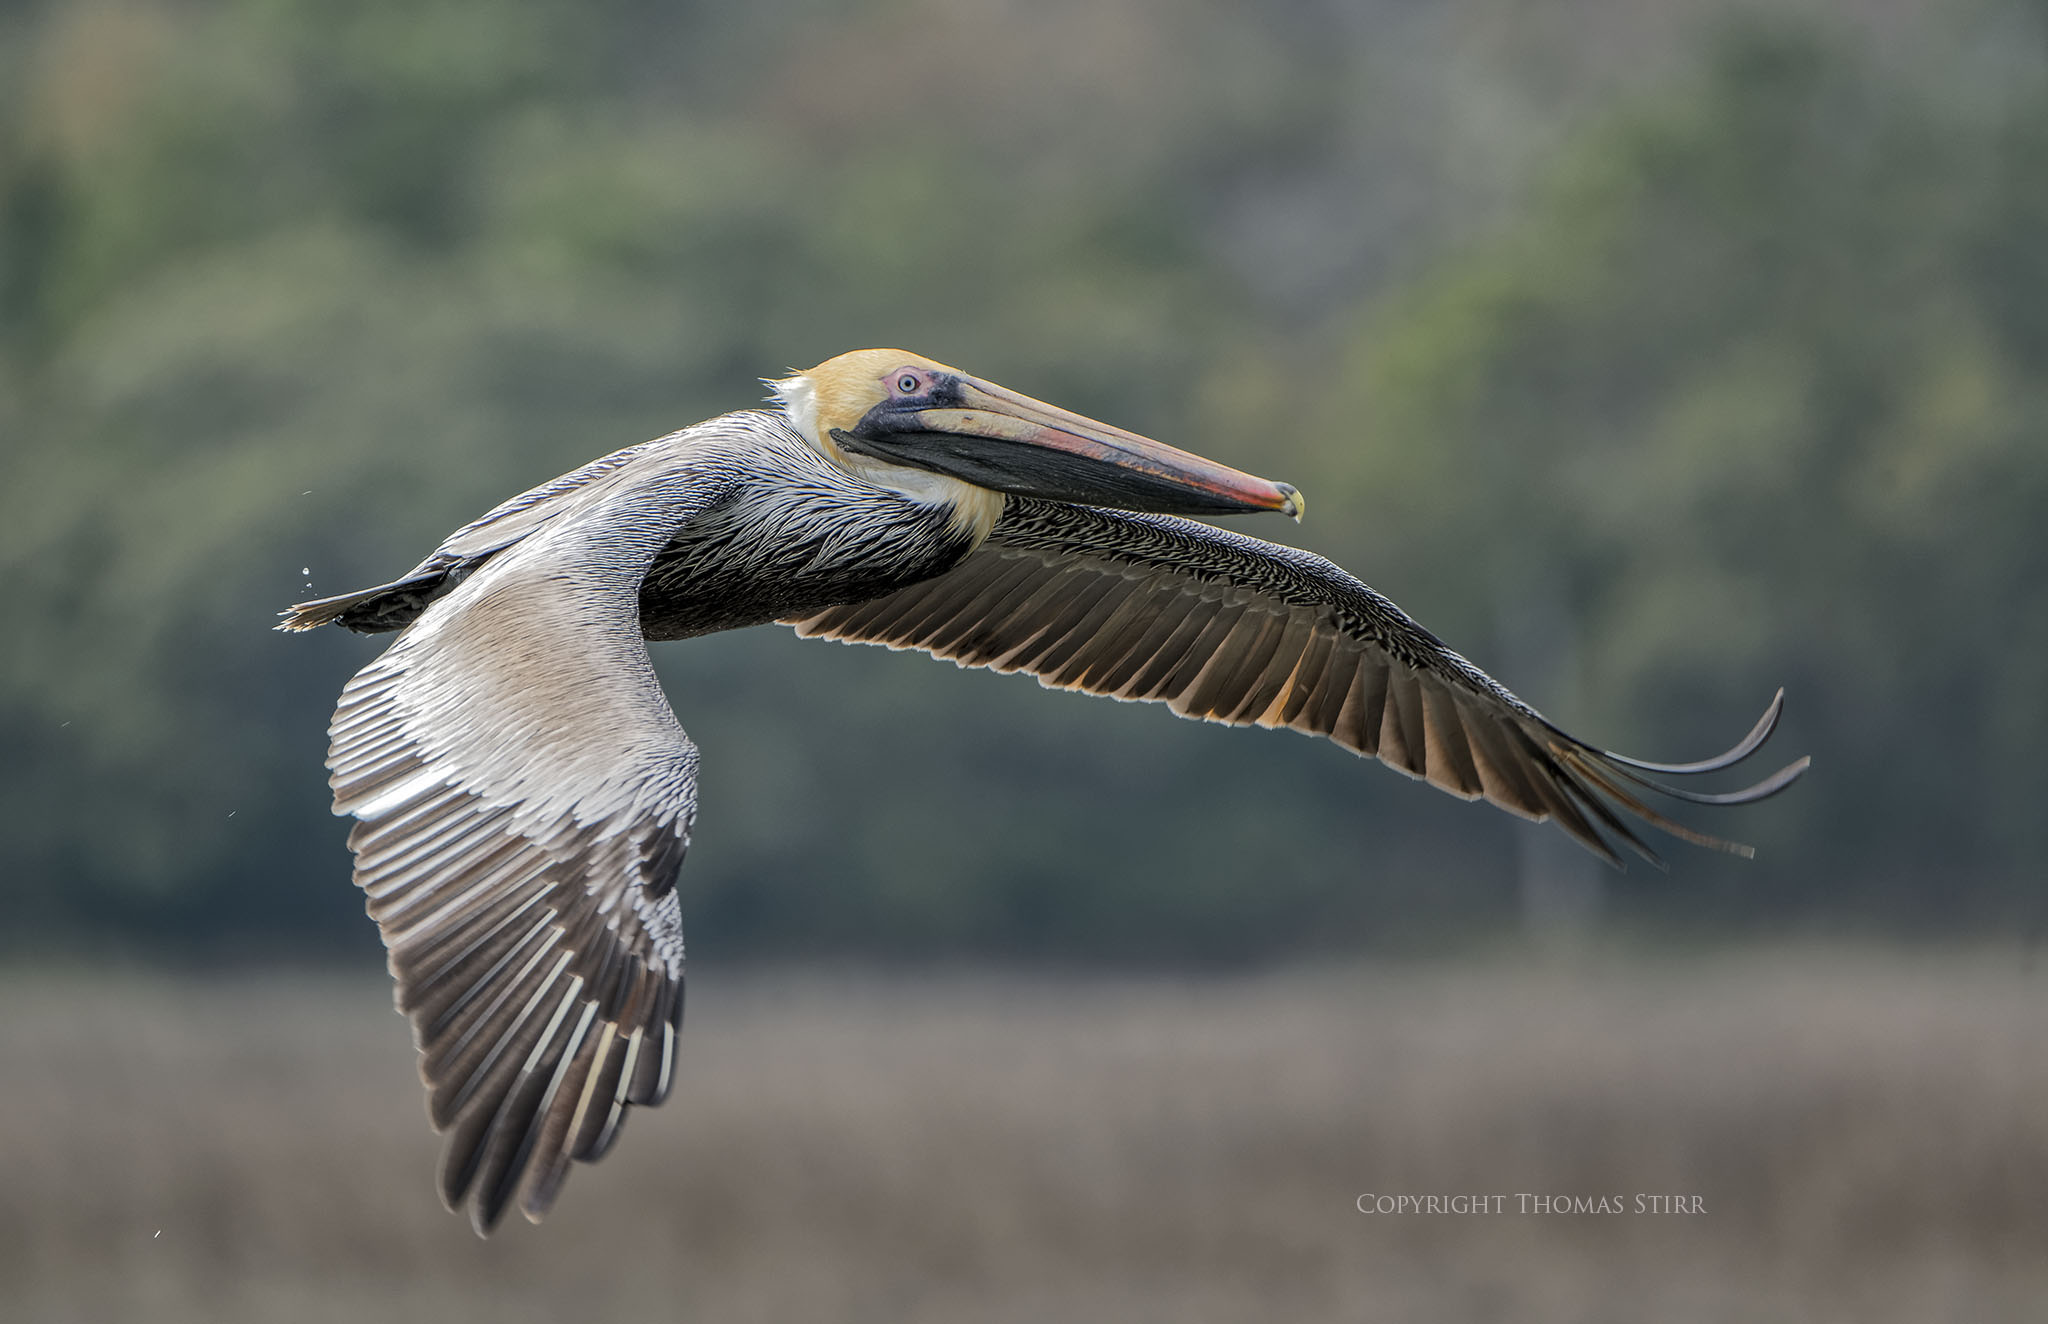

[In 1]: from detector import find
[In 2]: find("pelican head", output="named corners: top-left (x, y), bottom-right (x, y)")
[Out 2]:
top-left (771, 350), bottom-right (1303, 521)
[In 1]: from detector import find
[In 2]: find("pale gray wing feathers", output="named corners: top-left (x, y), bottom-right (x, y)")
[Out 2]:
top-left (428, 438), bottom-right (668, 563)
top-left (789, 498), bottom-right (1806, 867)
top-left (327, 467), bottom-right (726, 1235)
top-left (278, 439), bottom-right (676, 634)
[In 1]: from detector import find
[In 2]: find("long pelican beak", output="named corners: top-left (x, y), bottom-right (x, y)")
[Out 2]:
top-left (832, 372), bottom-right (1304, 520)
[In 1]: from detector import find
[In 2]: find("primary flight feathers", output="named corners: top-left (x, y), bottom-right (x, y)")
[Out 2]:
top-left (283, 349), bottom-right (1805, 1234)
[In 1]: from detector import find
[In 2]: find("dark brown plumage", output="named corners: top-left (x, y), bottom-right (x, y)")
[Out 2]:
top-left (794, 496), bottom-right (1803, 868)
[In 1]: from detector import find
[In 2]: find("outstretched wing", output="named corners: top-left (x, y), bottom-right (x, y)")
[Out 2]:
top-left (788, 498), bottom-right (1805, 866)
top-left (305, 468), bottom-right (727, 1234)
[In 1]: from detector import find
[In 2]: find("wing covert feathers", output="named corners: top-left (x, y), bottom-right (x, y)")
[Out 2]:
top-left (326, 480), bottom-right (713, 1235)
top-left (788, 499), bottom-right (1806, 868)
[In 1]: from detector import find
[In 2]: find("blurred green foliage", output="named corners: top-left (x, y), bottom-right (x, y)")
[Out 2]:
top-left (1323, 24), bottom-right (2048, 929)
top-left (2, 0), bottom-right (2040, 961)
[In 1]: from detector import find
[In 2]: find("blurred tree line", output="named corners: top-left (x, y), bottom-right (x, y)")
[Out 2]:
top-left (2, 0), bottom-right (2040, 963)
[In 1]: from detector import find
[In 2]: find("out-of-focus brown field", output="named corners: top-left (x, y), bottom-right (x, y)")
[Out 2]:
top-left (3, 950), bottom-right (2044, 1323)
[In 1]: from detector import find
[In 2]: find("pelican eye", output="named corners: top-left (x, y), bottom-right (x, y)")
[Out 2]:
top-left (896, 373), bottom-right (921, 394)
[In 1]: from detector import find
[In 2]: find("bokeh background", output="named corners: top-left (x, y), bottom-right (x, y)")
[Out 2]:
top-left (3, 0), bottom-right (2045, 1319)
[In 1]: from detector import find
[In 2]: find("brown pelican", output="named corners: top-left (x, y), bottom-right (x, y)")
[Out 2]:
top-left (281, 348), bottom-right (1804, 1234)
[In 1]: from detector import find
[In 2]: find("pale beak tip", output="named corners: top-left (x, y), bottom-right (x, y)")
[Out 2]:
top-left (1277, 483), bottom-right (1305, 522)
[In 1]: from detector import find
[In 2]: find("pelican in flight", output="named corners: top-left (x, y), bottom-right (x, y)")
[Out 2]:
top-left (282, 349), bottom-right (1804, 1234)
